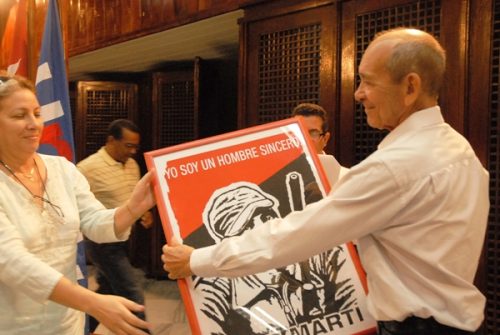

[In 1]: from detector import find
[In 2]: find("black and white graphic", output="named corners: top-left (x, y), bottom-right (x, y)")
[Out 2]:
top-left (146, 119), bottom-right (376, 335)
top-left (188, 179), bottom-right (357, 335)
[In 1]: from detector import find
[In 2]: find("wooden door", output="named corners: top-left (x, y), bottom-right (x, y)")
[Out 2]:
top-left (239, 1), bottom-right (339, 154)
top-left (149, 63), bottom-right (200, 277)
top-left (75, 81), bottom-right (138, 161)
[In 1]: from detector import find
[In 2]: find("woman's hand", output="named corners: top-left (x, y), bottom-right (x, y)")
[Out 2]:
top-left (115, 170), bottom-right (157, 235)
top-left (128, 170), bottom-right (157, 217)
top-left (49, 277), bottom-right (150, 335)
top-left (88, 294), bottom-right (150, 335)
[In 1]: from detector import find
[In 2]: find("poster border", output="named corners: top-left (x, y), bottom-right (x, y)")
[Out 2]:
top-left (145, 117), bottom-right (370, 335)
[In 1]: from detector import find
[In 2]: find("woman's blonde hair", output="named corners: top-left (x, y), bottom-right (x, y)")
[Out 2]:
top-left (0, 72), bottom-right (36, 107)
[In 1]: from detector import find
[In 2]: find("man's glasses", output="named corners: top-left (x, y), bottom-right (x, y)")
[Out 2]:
top-left (124, 142), bottom-right (140, 150)
top-left (308, 129), bottom-right (326, 140)
top-left (33, 195), bottom-right (65, 219)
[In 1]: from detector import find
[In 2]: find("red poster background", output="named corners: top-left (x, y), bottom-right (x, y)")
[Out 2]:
top-left (145, 118), bottom-right (375, 335)
top-left (165, 132), bottom-right (304, 237)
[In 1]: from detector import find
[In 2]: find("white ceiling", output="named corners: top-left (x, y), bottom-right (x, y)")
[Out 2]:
top-left (68, 10), bottom-right (243, 82)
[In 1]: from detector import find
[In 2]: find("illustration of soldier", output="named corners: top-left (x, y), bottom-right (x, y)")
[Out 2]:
top-left (188, 179), bottom-right (356, 335)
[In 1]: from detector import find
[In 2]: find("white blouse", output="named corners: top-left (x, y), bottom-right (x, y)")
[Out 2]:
top-left (0, 154), bottom-right (129, 335)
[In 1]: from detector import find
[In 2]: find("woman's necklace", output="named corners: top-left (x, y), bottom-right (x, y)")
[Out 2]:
top-left (0, 158), bottom-right (44, 198)
top-left (0, 158), bottom-right (65, 225)
top-left (0, 159), bottom-right (36, 181)
top-left (22, 167), bottom-right (36, 180)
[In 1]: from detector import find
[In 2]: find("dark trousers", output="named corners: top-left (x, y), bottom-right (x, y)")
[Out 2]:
top-left (85, 239), bottom-right (148, 333)
top-left (377, 316), bottom-right (479, 335)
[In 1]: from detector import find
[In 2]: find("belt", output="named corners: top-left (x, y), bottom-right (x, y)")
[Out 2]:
top-left (377, 316), bottom-right (478, 335)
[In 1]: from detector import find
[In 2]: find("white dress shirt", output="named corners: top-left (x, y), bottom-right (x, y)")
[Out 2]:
top-left (0, 155), bottom-right (128, 334)
top-left (191, 106), bottom-right (489, 331)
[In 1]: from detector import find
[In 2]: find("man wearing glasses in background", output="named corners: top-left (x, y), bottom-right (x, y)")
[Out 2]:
top-left (292, 103), bottom-right (331, 154)
top-left (292, 103), bottom-right (349, 187)
top-left (77, 119), bottom-right (153, 334)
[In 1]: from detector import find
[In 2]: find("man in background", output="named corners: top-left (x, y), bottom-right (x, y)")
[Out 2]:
top-left (292, 102), bottom-right (349, 188)
top-left (77, 119), bottom-right (153, 333)
top-left (292, 103), bottom-right (331, 154)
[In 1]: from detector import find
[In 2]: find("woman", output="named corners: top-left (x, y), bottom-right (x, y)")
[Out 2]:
top-left (0, 73), bottom-right (155, 335)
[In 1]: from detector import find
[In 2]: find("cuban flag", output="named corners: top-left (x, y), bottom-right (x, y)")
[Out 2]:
top-left (1, 0), bottom-right (28, 77)
top-left (36, 1), bottom-right (89, 333)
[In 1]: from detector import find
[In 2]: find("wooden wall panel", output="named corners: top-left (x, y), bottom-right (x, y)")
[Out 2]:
top-left (66, 0), bottom-right (93, 51)
top-left (66, 0), bottom-right (257, 56)
top-left (471, 0), bottom-right (500, 332)
top-left (148, 64), bottom-right (199, 277)
top-left (30, 0), bottom-right (48, 80)
top-left (239, 0), bottom-right (338, 154)
top-left (468, 0), bottom-right (492, 167)
top-left (0, 0), bottom-right (263, 77)
top-left (152, 69), bottom-right (198, 149)
top-left (140, 0), bottom-right (177, 29)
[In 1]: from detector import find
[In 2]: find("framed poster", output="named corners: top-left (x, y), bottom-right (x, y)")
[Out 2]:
top-left (145, 118), bottom-right (376, 335)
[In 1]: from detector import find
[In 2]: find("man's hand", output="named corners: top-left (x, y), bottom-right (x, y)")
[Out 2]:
top-left (161, 237), bottom-right (195, 279)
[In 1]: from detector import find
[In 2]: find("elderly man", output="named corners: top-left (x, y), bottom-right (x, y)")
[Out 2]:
top-left (162, 28), bottom-right (489, 335)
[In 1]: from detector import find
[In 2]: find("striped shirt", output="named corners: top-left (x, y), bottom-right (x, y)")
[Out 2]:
top-left (77, 147), bottom-right (140, 209)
